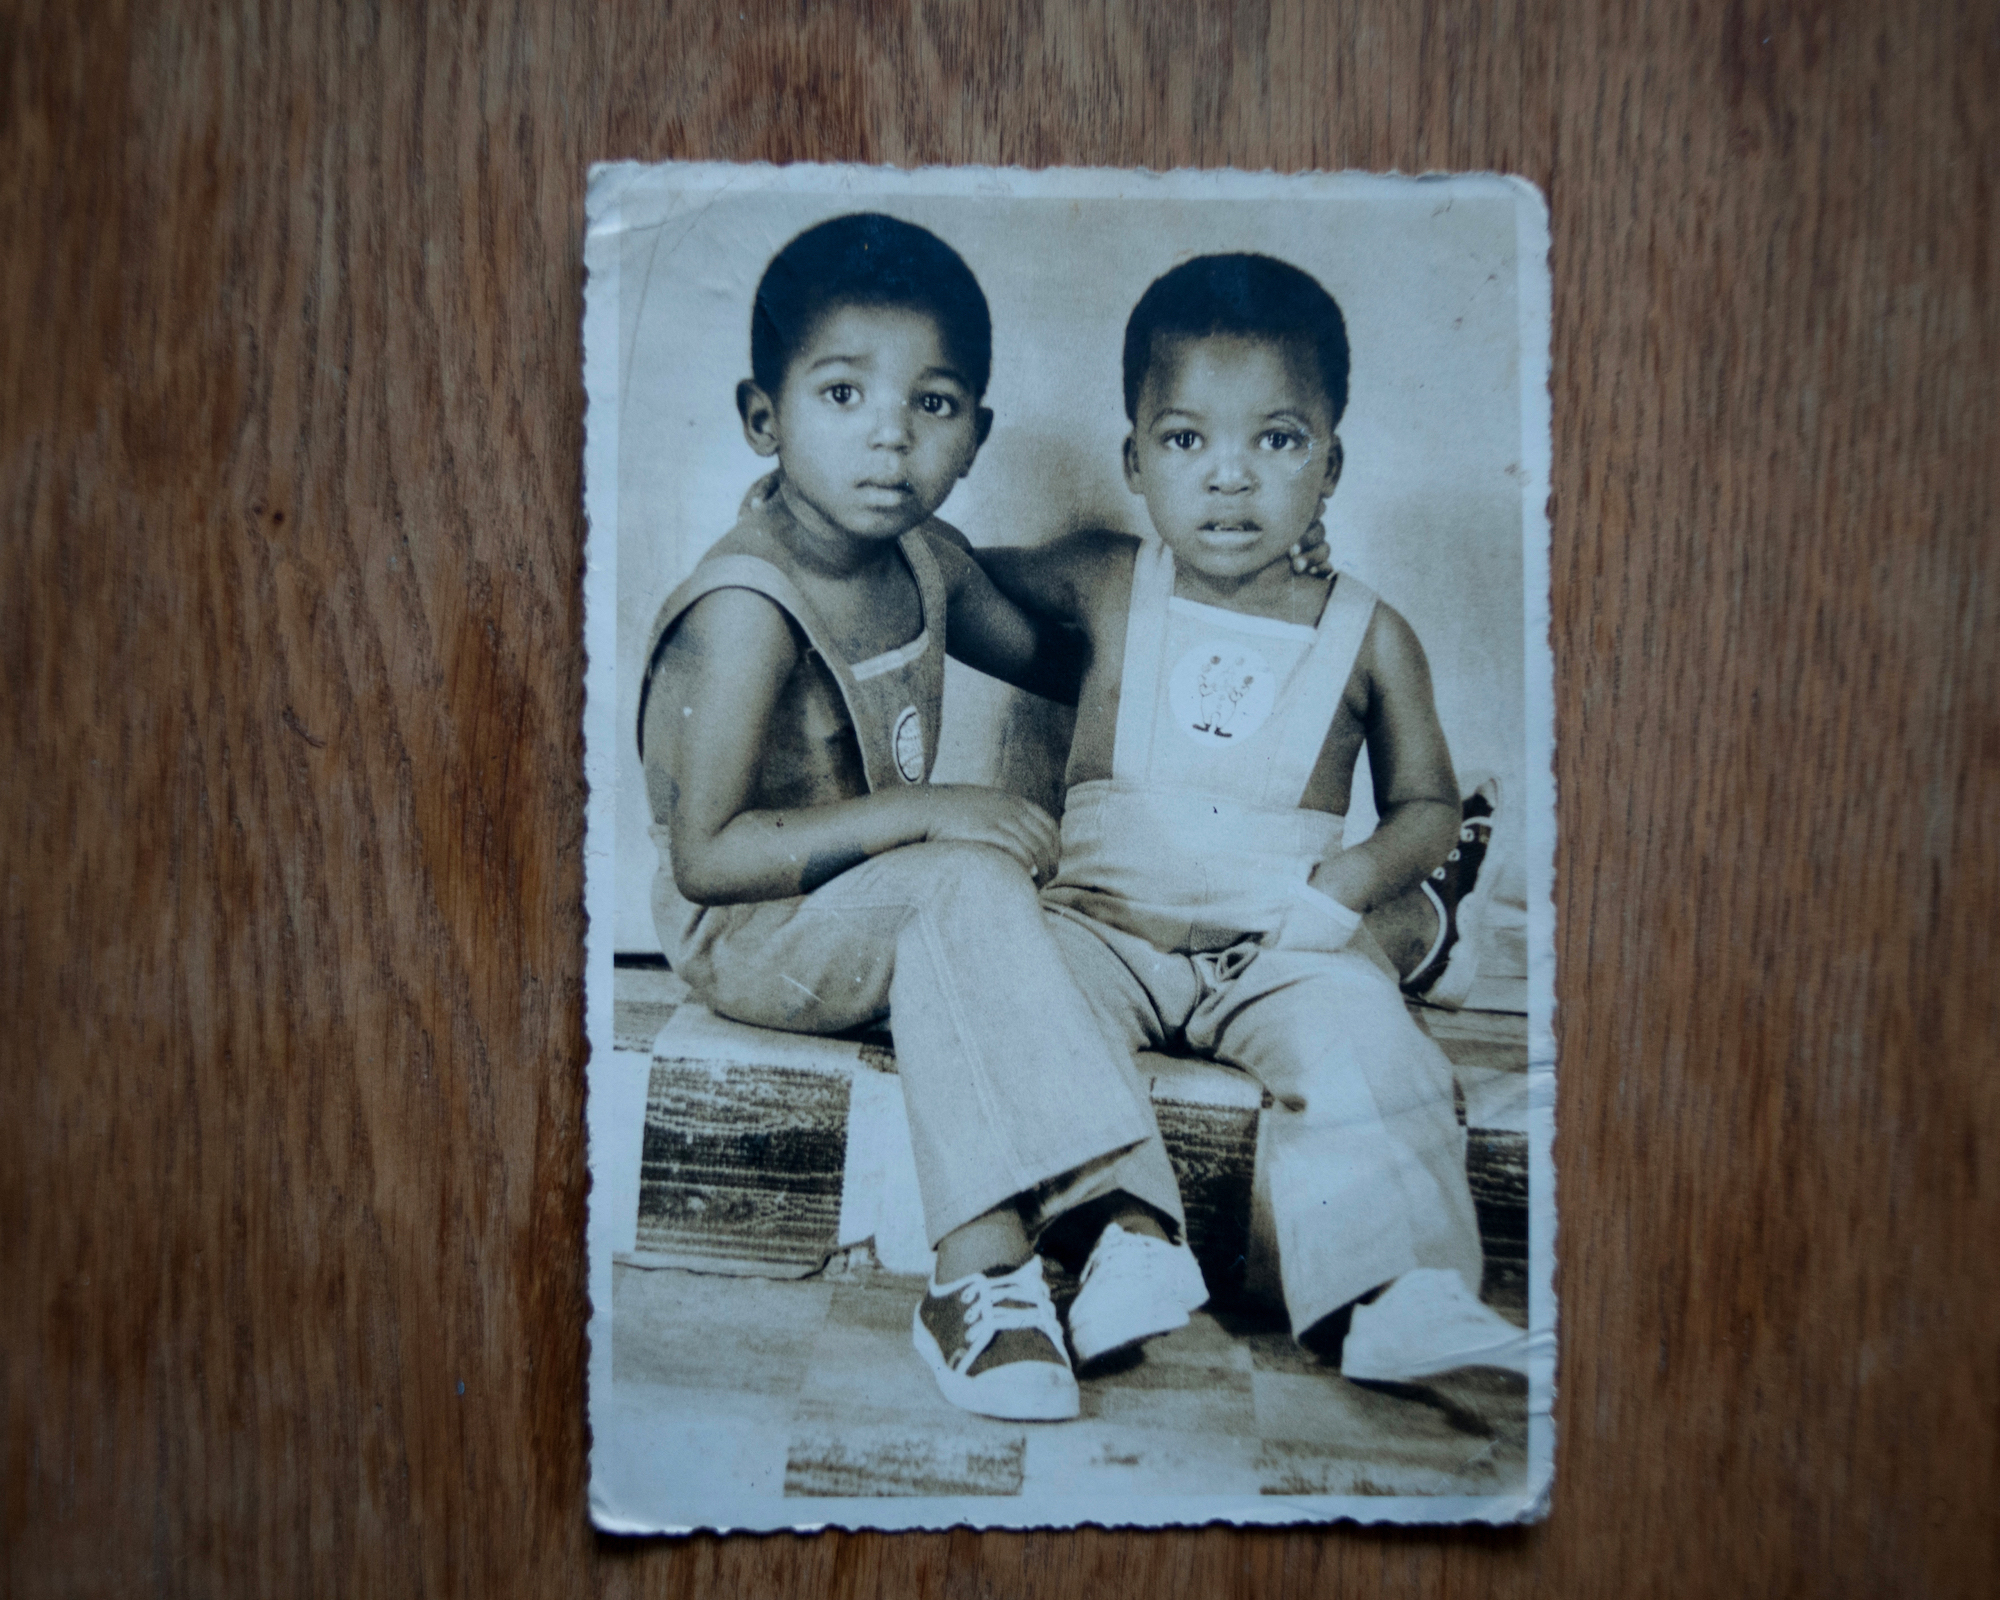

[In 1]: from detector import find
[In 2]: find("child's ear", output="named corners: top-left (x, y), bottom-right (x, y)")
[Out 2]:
top-left (1122, 434), bottom-right (1144, 493)
top-left (737, 380), bottom-right (781, 458)
top-left (1318, 434), bottom-right (1345, 500)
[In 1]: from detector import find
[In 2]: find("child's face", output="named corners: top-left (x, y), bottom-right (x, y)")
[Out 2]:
top-left (743, 304), bottom-right (989, 544)
top-left (1123, 334), bottom-right (1342, 582)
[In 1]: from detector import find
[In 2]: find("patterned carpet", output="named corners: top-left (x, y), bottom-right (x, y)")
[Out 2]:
top-left (610, 962), bottom-right (1530, 1309)
top-left (601, 1258), bottom-right (1529, 1505)
top-left (596, 960), bottom-right (1535, 1514)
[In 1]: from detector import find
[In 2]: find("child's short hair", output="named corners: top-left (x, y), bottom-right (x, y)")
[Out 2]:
top-left (750, 213), bottom-right (993, 400)
top-left (1121, 254), bottom-right (1351, 426)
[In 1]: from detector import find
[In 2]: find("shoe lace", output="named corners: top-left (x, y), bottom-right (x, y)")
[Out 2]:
top-left (948, 1259), bottom-right (1062, 1373)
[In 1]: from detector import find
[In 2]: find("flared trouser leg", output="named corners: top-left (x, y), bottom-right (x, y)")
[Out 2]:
top-left (1186, 940), bottom-right (1485, 1336)
top-left (667, 841), bottom-right (1185, 1247)
top-left (1042, 904), bottom-right (1483, 1339)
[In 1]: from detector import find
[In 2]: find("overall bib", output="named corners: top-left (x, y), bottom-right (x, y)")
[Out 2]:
top-left (1044, 540), bottom-right (1484, 1333)
top-left (638, 504), bottom-right (1184, 1247)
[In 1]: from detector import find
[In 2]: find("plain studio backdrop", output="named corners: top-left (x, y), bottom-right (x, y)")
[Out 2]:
top-left (603, 173), bottom-right (1530, 954)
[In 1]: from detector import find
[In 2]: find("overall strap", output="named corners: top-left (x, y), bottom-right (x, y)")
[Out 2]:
top-left (637, 533), bottom-right (945, 793)
top-left (895, 529), bottom-right (950, 672)
top-left (1251, 569), bottom-right (1379, 806)
top-left (637, 551), bottom-right (848, 751)
top-left (837, 529), bottom-right (949, 787)
top-left (1108, 539), bottom-right (1176, 782)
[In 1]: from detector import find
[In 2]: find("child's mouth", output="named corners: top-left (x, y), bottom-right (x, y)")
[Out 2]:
top-left (1198, 521), bottom-right (1262, 543)
top-left (857, 479), bottom-right (916, 503)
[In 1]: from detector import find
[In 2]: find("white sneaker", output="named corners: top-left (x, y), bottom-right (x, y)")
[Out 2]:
top-left (912, 1257), bottom-right (1079, 1421)
top-left (1339, 1268), bottom-right (1535, 1382)
top-left (1066, 1223), bottom-right (1211, 1367)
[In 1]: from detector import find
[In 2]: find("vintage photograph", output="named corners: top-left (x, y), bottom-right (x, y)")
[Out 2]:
top-left (581, 162), bottom-right (1555, 1532)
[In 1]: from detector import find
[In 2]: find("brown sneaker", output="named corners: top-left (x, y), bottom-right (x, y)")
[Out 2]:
top-left (911, 1258), bottom-right (1080, 1421)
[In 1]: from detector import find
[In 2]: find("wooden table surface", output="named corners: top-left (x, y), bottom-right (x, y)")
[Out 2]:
top-left (5, 4), bottom-right (1995, 1595)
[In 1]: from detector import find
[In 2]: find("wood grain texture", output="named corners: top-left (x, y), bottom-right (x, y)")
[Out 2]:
top-left (3, 2), bottom-right (1994, 1594)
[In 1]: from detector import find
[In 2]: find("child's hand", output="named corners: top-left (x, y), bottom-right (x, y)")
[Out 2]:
top-left (1288, 518), bottom-right (1334, 578)
top-left (920, 786), bottom-right (1061, 883)
top-left (1276, 880), bottom-right (1365, 954)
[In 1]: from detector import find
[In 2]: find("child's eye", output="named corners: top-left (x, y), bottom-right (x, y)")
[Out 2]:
top-left (823, 382), bottom-right (859, 406)
top-left (916, 393), bottom-right (959, 418)
top-left (1162, 430), bottom-right (1202, 452)
top-left (1260, 429), bottom-right (1303, 451)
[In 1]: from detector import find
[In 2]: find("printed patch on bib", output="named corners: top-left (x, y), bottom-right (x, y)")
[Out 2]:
top-left (1169, 641), bottom-right (1278, 744)
top-left (891, 704), bottom-right (926, 782)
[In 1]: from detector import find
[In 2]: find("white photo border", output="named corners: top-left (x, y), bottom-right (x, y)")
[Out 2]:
top-left (581, 161), bottom-right (1556, 1533)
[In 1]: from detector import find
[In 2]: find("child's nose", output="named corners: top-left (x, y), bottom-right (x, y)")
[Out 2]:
top-left (868, 402), bottom-right (914, 449)
top-left (1207, 450), bottom-right (1255, 490)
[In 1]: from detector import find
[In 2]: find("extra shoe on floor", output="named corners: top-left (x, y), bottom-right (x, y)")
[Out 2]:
top-left (1067, 1222), bottom-right (1212, 1368)
top-left (912, 1257), bottom-right (1080, 1422)
top-left (1403, 775), bottom-right (1505, 1010)
top-left (1339, 1267), bottom-right (1536, 1382)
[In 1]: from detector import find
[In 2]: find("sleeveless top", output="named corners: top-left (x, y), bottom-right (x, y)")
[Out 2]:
top-left (637, 490), bottom-right (950, 952)
top-left (1044, 538), bottom-right (1378, 953)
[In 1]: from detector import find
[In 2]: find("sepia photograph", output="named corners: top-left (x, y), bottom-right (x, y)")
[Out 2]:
top-left (580, 161), bottom-right (1556, 1532)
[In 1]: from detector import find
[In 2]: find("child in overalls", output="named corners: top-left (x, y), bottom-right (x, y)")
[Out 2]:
top-left (637, 214), bottom-right (1210, 1423)
top-left (975, 253), bottom-right (1533, 1381)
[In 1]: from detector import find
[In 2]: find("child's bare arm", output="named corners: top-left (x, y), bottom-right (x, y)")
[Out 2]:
top-left (645, 588), bottom-right (1059, 904)
top-left (917, 526), bottom-right (1089, 704)
top-left (1310, 605), bottom-right (1461, 913)
top-left (930, 524), bottom-right (1323, 702)
top-left (969, 530), bottom-right (1107, 631)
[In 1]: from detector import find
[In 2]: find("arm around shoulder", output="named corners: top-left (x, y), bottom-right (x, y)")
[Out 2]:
top-left (973, 526), bottom-right (1133, 628)
top-left (921, 523), bottom-right (1116, 704)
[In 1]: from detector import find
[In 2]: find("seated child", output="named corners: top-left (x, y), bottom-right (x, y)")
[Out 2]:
top-left (976, 253), bottom-right (1532, 1381)
top-left (636, 214), bottom-right (1210, 1423)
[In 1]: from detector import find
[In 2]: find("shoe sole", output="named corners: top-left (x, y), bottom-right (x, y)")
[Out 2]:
top-left (911, 1307), bottom-right (1080, 1422)
top-left (1067, 1254), bottom-right (1212, 1368)
top-left (1423, 911), bottom-right (1486, 1008)
top-left (1342, 1333), bottom-right (1536, 1383)
top-left (1069, 1304), bottom-right (1194, 1370)
top-left (1415, 780), bottom-right (1508, 1010)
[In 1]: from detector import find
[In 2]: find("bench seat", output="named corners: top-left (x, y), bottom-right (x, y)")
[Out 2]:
top-left (603, 970), bottom-right (1528, 1316)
